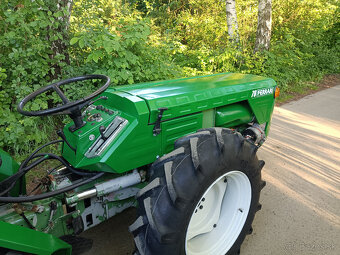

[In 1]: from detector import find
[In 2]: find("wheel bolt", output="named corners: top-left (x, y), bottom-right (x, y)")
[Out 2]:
top-left (238, 208), bottom-right (243, 213)
top-left (213, 224), bottom-right (217, 228)
top-left (199, 205), bottom-right (203, 209)
top-left (224, 178), bottom-right (227, 183)
top-left (202, 197), bottom-right (205, 202)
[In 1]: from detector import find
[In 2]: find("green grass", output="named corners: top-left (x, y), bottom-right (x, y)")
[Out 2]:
top-left (276, 81), bottom-right (320, 104)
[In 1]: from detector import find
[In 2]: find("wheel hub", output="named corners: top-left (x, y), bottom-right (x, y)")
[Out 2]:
top-left (185, 171), bottom-right (252, 255)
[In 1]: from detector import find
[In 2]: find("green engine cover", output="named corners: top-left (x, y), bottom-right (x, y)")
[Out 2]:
top-left (62, 72), bottom-right (276, 174)
top-left (118, 72), bottom-right (275, 123)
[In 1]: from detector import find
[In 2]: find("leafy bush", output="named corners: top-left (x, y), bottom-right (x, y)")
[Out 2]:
top-left (0, 0), bottom-right (71, 156)
top-left (69, 17), bottom-right (180, 85)
top-left (0, 0), bottom-right (338, 159)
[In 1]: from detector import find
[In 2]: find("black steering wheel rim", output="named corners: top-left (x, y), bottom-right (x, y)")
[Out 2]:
top-left (17, 74), bottom-right (110, 116)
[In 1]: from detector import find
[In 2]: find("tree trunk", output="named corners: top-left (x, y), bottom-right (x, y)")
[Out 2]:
top-left (225, 0), bottom-right (240, 44)
top-left (254, 0), bottom-right (272, 52)
top-left (47, 0), bottom-right (73, 81)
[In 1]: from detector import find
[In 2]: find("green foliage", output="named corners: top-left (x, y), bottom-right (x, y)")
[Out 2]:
top-left (148, 0), bottom-right (339, 88)
top-left (263, 0), bottom-right (339, 92)
top-left (68, 5), bottom-right (180, 85)
top-left (0, 0), bottom-right (338, 158)
top-left (0, 0), bottom-right (71, 156)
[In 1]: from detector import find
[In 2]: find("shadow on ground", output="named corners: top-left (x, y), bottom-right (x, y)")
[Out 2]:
top-left (242, 105), bottom-right (340, 255)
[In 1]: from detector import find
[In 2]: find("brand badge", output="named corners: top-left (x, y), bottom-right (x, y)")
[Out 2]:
top-left (251, 87), bottom-right (274, 98)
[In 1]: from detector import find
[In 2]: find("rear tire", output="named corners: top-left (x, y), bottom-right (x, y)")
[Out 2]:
top-left (130, 128), bottom-right (266, 255)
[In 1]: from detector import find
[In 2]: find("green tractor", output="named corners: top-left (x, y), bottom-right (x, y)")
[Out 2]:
top-left (0, 72), bottom-right (278, 255)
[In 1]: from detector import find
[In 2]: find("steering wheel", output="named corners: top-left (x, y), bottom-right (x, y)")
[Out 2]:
top-left (17, 74), bottom-right (110, 131)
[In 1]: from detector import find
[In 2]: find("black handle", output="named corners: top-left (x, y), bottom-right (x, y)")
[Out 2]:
top-left (153, 107), bottom-right (168, 136)
top-left (99, 125), bottom-right (106, 140)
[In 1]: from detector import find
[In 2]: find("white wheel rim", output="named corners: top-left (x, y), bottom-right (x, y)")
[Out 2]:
top-left (185, 171), bottom-right (252, 255)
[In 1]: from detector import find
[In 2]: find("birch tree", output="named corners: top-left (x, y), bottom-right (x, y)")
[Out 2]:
top-left (225, 0), bottom-right (240, 44)
top-left (47, 0), bottom-right (73, 80)
top-left (254, 0), bottom-right (272, 52)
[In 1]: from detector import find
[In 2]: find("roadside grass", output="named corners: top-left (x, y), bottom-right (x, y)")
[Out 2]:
top-left (276, 74), bottom-right (340, 105)
top-left (277, 82), bottom-right (319, 104)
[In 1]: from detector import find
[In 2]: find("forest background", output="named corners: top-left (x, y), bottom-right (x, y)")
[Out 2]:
top-left (0, 0), bottom-right (339, 158)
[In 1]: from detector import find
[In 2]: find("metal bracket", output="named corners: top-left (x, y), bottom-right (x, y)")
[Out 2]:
top-left (153, 107), bottom-right (168, 136)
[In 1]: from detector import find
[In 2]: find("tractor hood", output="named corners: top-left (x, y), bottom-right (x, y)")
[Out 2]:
top-left (62, 72), bottom-right (276, 173)
top-left (115, 72), bottom-right (276, 123)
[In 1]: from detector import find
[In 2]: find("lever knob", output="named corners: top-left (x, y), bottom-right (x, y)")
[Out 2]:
top-left (99, 125), bottom-right (106, 140)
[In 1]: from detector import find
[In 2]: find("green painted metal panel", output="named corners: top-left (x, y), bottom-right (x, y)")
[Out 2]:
top-left (0, 221), bottom-right (71, 255)
top-left (116, 72), bottom-right (276, 123)
top-left (161, 113), bottom-right (203, 154)
top-left (248, 94), bottom-right (275, 124)
top-left (202, 109), bottom-right (215, 129)
top-left (215, 102), bottom-right (253, 127)
top-left (62, 90), bottom-right (161, 173)
top-left (0, 149), bottom-right (25, 196)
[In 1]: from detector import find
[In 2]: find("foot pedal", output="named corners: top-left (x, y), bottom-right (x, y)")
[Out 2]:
top-left (59, 235), bottom-right (93, 255)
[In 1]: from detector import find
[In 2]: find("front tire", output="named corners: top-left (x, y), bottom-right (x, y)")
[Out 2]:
top-left (130, 128), bottom-right (266, 255)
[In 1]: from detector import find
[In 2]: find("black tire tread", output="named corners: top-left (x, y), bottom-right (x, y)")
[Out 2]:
top-left (136, 177), bottom-right (161, 199)
top-left (130, 128), bottom-right (265, 255)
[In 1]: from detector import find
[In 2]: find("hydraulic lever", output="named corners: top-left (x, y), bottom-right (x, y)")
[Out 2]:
top-left (99, 125), bottom-right (106, 140)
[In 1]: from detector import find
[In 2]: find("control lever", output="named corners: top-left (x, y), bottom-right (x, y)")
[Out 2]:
top-left (57, 130), bottom-right (76, 153)
top-left (48, 201), bottom-right (57, 223)
top-left (43, 201), bottom-right (58, 232)
top-left (153, 107), bottom-right (168, 136)
top-left (99, 125), bottom-right (106, 140)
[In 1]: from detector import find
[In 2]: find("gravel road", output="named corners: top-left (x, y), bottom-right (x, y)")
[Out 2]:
top-left (83, 85), bottom-right (340, 255)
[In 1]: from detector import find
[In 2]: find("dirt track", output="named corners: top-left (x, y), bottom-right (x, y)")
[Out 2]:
top-left (83, 85), bottom-right (340, 255)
